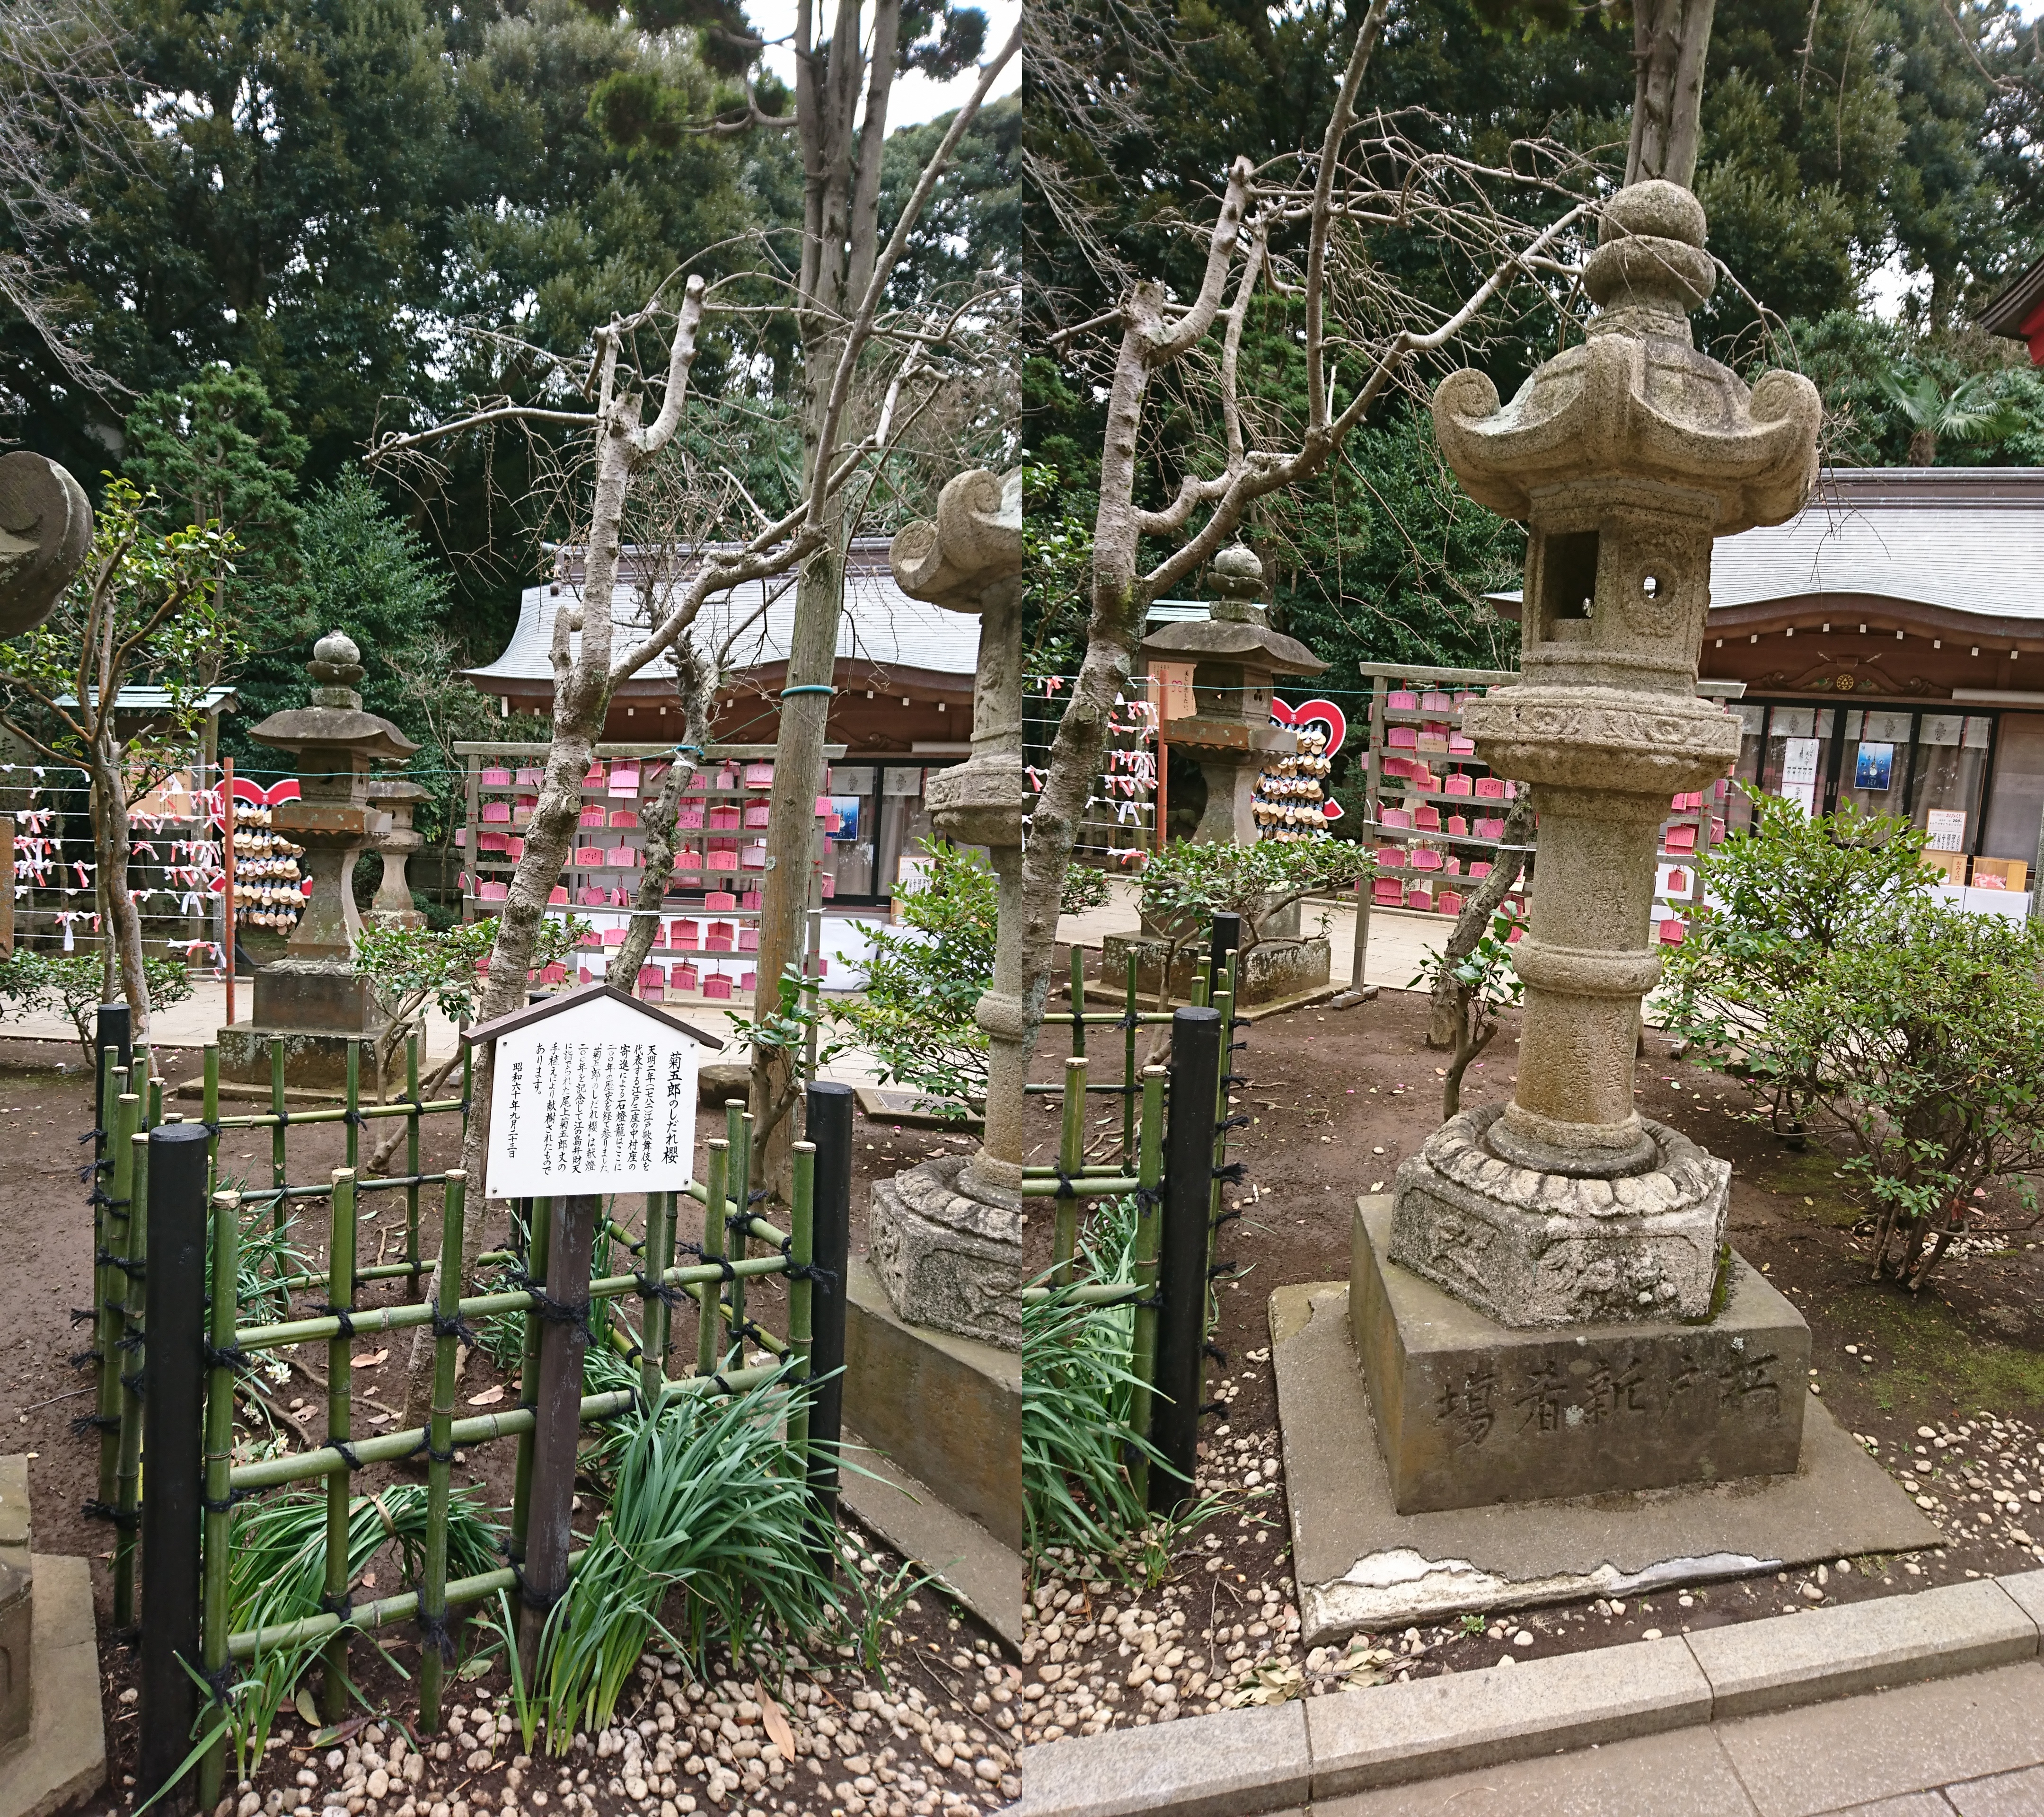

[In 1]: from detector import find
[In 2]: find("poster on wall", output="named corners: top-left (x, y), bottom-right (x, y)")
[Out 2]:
top-left (1926, 809), bottom-right (1967, 852)
top-left (1853, 742), bottom-right (1894, 791)
top-left (1780, 737), bottom-right (1821, 817)
top-left (827, 795), bottom-right (862, 843)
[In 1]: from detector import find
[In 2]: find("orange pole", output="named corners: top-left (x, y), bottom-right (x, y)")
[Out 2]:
top-left (222, 757), bottom-right (236, 1026)
top-left (1155, 735), bottom-right (1168, 854)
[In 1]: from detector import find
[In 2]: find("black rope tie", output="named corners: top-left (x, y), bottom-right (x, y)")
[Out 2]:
top-left (431, 1306), bottom-right (482, 1346)
top-left (1053, 1170), bottom-right (1080, 1200)
top-left (1133, 1186), bottom-right (1162, 1211)
top-left (1198, 1400), bottom-right (1227, 1419)
top-left (203, 1341), bottom-right (253, 1375)
top-left (119, 1369), bottom-right (146, 1398)
top-left (1211, 1208), bottom-right (1244, 1230)
top-left (318, 1589), bottom-right (354, 1622)
top-left (202, 1488), bottom-right (255, 1515)
top-left (634, 1272), bottom-right (689, 1311)
top-left (416, 1602), bottom-right (457, 1663)
top-left (674, 1242), bottom-right (737, 1284)
top-left (68, 1305), bottom-right (96, 1326)
top-left (329, 1439), bottom-right (365, 1473)
top-left (316, 1304), bottom-right (358, 1340)
top-left (777, 1236), bottom-right (837, 1293)
top-left (81, 1499), bottom-right (138, 1527)
top-left (202, 1662), bottom-right (238, 1709)
top-left (71, 1412), bottom-right (118, 1436)
top-left (709, 1372), bottom-right (735, 1396)
top-left (1217, 1114), bottom-right (1252, 1134)
top-left (96, 1249), bottom-right (146, 1278)
top-left (513, 1272), bottom-right (592, 1335)
top-left (273, 1107), bottom-right (290, 1128)
top-left (79, 1127), bottom-right (104, 1146)
top-left (342, 1109), bottom-right (366, 1128)
top-left (1222, 1074), bottom-right (1249, 1088)
top-left (67, 1348), bottom-right (102, 1370)
top-left (1214, 1162), bottom-right (1248, 1185)
top-left (1204, 1340), bottom-right (1229, 1366)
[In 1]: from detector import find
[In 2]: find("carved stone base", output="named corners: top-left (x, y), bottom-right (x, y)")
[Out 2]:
top-left (1355, 1197), bottom-right (1808, 1514)
top-left (868, 1155), bottom-right (1022, 1351)
top-left (1388, 1103), bottom-right (1729, 1326)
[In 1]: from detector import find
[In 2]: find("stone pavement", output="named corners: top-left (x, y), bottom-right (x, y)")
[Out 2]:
top-left (1295, 1662), bottom-right (2044, 1815)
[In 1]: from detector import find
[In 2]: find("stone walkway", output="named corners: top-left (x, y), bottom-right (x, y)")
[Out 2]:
top-left (1297, 1661), bottom-right (2044, 1816)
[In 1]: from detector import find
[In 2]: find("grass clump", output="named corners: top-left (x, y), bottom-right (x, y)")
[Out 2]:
top-left (512, 1361), bottom-right (841, 1753)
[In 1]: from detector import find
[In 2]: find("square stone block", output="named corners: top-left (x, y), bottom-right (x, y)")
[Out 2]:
top-left (1354, 1197), bottom-right (1808, 1513)
top-left (251, 959), bottom-right (384, 1034)
top-left (0, 1559), bottom-right (28, 1758)
top-left (843, 1257), bottom-right (1021, 1552)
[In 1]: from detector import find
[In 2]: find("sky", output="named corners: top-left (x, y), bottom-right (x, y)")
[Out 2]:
top-left (743, 0), bottom-right (1022, 130)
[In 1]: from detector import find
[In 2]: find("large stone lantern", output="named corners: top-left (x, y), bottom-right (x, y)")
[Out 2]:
top-left (1390, 181), bottom-right (1821, 1332)
top-left (220, 632), bottom-right (420, 1088)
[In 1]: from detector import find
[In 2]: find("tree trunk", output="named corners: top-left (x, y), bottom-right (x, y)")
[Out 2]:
top-left (402, 404), bottom-right (634, 1423)
top-left (1627, 0), bottom-right (1718, 189)
top-left (747, 415), bottom-right (846, 1208)
top-left (1908, 428), bottom-right (1936, 467)
top-left (89, 736), bottom-right (151, 1040)
top-left (1427, 788), bottom-right (1534, 1048)
top-left (615, 639), bottom-right (718, 987)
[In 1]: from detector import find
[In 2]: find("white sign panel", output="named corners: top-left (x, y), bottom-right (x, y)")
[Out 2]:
top-left (484, 991), bottom-right (702, 1199)
top-left (1779, 737), bottom-right (1820, 818)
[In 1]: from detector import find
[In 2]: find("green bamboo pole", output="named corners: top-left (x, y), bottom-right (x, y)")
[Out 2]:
top-left (420, 1169), bottom-right (466, 1733)
top-left (92, 1047), bottom-right (118, 1406)
top-left (1122, 951), bottom-right (1139, 1171)
top-left (1126, 1065), bottom-right (1167, 1503)
top-left (196, 1189), bottom-right (240, 1810)
top-left (786, 1141), bottom-right (815, 1474)
top-left (202, 1045), bottom-right (220, 1191)
top-left (344, 1039), bottom-right (361, 1174)
top-left (111, 1125), bottom-right (148, 1627)
top-left (210, 1098), bottom-right (465, 1132)
top-left (723, 1102), bottom-right (749, 1369)
top-left (1052, 1057), bottom-right (1087, 1287)
top-left (95, 1086), bottom-right (137, 1513)
top-left (461, 1036), bottom-right (473, 1143)
top-left (146, 1072), bottom-right (163, 1129)
top-left (321, 1166), bottom-right (357, 1720)
top-left (696, 1142), bottom-right (728, 1377)
top-left (1191, 954), bottom-right (1212, 1010)
top-left (226, 1369), bottom-right (785, 1497)
top-left (640, 1191), bottom-right (674, 1405)
top-left (227, 1254), bottom-right (792, 1354)
top-left (1069, 945), bottom-right (1087, 1057)
top-left (269, 1038), bottom-right (287, 1222)
top-left (405, 1033), bottom-right (422, 1277)
top-left (508, 1194), bottom-right (552, 1587)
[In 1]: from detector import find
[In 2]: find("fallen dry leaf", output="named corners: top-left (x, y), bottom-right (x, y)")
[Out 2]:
top-left (757, 1685), bottom-right (795, 1761)
top-left (467, 1385), bottom-right (506, 1407)
top-left (352, 1349), bottom-right (389, 1367)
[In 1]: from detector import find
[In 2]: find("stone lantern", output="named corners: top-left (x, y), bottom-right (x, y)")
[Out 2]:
top-left (219, 632), bottom-right (420, 1088)
top-left (1140, 543), bottom-right (1325, 847)
top-left (1347, 179), bottom-right (1826, 1511)
top-left (368, 776), bottom-right (429, 929)
top-left (1105, 545), bottom-right (1333, 1004)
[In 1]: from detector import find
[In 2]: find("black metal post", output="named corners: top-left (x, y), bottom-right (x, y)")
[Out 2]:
top-left (803, 1080), bottom-right (853, 1536)
top-left (1150, 1005), bottom-right (1222, 1514)
top-left (516, 1190), bottom-right (597, 1682)
top-left (96, 1001), bottom-right (132, 1076)
top-left (137, 1123), bottom-right (211, 1811)
top-left (1208, 913), bottom-right (1242, 985)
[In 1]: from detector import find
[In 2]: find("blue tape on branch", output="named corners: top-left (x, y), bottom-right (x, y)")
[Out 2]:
top-left (779, 685), bottom-right (837, 698)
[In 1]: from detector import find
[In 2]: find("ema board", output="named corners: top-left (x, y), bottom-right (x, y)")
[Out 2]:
top-left (469, 985), bottom-right (719, 1199)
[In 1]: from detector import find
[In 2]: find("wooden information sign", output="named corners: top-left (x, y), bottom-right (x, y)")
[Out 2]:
top-left (467, 983), bottom-right (720, 1199)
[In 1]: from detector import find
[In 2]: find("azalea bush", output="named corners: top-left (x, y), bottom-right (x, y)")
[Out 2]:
top-left (1662, 794), bottom-right (2044, 1290)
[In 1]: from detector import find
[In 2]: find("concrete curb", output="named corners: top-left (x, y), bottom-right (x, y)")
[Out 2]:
top-left (1012, 1569), bottom-right (2044, 1817)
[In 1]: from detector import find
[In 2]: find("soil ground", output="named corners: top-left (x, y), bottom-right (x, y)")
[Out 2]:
top-left (1017, 965), bottom-right (2044, 1745)
top-left (0, 1035), bottom-right (1010, 1817)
